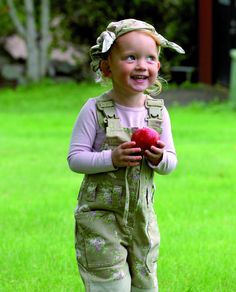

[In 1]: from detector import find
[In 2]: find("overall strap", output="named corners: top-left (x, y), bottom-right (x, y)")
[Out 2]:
top-left (96, 94), bottom-right (132, 148)
top-left (96, 94), bottom-right (122, 132)
top-left (145, 97), bottom-right (164, 134)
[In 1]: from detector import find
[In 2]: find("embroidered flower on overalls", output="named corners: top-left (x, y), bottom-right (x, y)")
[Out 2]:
top-left (113, 270), bottom-right (125, 280)
top-left (134, 260), bottom-right (149, 277)
top-left (89, 237), bottom-right (105, 252)
top-left (139, 265), bottom-right (148, 277)
top-left (113, 250), bottom-right (123, 263)
top-left (132, 173), bottom-right (140, 181)
top-left (77, 204), bottom-right (90, 213)
top-left (128, 168), bottom-right (140, 182)
top-left (100, 188), bottom-right (113, 205)
top-left (108, 172), bottom-right (117, 179)
top-left (90, 211), bottom-right (97, 217)
top-left (107, 214), bottom-right (116, 222)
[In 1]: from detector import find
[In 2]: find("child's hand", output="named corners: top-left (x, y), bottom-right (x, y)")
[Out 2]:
top-left (144, 140), bottom-right (165, 166)
top-left (112, 141), bottom-right (142, 168)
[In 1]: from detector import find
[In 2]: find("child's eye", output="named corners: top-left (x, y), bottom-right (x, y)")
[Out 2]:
top-left (146, 55), bottom-right (156, 62)
top-left (126, 55), bottom-right (136, 61)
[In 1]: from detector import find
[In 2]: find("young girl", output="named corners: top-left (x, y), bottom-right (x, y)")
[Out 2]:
top-left (68, 19), bottom-right (184, 292)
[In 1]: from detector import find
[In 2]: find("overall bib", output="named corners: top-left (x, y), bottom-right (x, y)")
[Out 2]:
top-left (74, 93), bottom-right (164, 292)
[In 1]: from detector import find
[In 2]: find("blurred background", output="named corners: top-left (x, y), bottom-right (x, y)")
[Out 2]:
top-left (1, 1), bottom-right (236, 291)
top-left (0, 0), bottom-right (235, 91)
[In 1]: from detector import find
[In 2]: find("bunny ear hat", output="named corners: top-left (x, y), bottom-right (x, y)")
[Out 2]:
top-left (90, 18), bottom-right (185, 72)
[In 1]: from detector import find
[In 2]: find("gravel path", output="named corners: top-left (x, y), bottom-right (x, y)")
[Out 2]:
top-left (159, 85), bottom-right (229, 107)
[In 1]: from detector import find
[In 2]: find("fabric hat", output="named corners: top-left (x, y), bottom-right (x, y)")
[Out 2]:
top-left (90, 18), bottom-right (185, 72)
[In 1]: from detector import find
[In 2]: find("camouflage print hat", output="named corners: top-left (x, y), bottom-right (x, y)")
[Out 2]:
top-left (90, 18), bottom-right (185, 72)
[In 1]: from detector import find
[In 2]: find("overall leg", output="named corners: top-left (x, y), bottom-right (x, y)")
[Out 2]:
top-left (128, 204), bottom-right (160, 292)
top-left (79, 264), bottom-right (131, 292)
top-left (75, 209), bottom-right (131, 292)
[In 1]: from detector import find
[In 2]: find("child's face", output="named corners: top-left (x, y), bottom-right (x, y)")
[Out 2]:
top-left (106, 31), bottom-right (160, 95)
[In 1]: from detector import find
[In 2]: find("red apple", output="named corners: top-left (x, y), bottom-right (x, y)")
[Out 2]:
top-left (131, 127), bottom-right (160, 152)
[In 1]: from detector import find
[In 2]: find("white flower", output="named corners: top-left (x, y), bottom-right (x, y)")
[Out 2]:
top-left (113, 271), bottom-right (125, 280)
top-left (89, 237), bottom-right (105, 252)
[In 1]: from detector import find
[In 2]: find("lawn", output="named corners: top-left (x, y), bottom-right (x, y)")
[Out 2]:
top-left (0, 81), bottom-right (235, 291)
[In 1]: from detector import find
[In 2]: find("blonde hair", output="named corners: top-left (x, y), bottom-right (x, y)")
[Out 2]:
top-left (96, 29), bottom-right (165, 96)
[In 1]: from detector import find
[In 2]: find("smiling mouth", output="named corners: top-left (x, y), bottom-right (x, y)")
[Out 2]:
top-left (131, 75), bottom-right (148, 80)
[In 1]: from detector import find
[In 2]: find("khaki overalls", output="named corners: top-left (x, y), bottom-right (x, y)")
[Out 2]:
top-left (74, 93), bottom-right (164, 292)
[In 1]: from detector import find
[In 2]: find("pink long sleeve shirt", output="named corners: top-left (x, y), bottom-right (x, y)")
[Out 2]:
top-left (67, 96), bottom-right (177, 175)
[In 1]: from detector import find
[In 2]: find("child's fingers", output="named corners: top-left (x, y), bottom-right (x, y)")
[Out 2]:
top-left (145, 148), bottom-right (163, 165)
top-left (127, 155), bottom-right (142, 161)
top-left (156, 140), bottom-right (165, 148)
top-left (119, 142), bottom-right (141, 155)
top-left (120, 141), bottom-right (137, 149)
top-left (126, 147), bottom-right (142, 155)
top-left (123, 153), bottom-right (142, 166)
top-left (145, 149), bottom-right (155, 157)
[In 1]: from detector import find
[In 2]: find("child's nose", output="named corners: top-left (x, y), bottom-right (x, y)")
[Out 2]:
top-left (135, 59), bottom-right (147, 70)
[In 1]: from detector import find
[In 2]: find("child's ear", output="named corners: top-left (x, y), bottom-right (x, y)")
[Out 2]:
top-left (100, 60), bottom-right (111, 77)
top-left (157, 61), bottom-right (161, 71)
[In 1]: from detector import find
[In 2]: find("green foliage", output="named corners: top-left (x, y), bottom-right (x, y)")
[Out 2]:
top-left (0, 81), bottom-right (236, 291)
top-left (51, 0), bottom-right (196, 73)
top-left (0, 1), bottom-right (20, 35)
top-left (54, 0), bottom-right (195, 47)
top-left (0, 0), bottom-right (47, 37)
top-left (1, 0), bottom-right (196, 80)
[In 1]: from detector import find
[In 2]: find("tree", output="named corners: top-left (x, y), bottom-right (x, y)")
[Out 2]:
top-left (53, 0), bottom-right (196, 78)
top-left (6, 0), bottom-right (50, 81)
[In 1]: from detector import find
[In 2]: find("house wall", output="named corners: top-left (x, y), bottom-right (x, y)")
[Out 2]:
top-left (198, 0), bottom-right (236, 86)
top-left (198, 0), bottom-right (213, 84)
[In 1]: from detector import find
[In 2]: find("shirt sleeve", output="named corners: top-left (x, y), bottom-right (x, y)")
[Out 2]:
top-left (67, 99), bottom-right (116, 174)
top-left (148, 106), bottom-right (178, 174)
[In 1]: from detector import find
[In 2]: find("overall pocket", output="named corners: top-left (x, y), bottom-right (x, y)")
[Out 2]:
top-left (75, 209), bottom-right (127, 269)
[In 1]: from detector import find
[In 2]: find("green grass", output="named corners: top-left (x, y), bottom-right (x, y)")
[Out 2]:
top-left (0, 81), bottom-right (235, 291)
